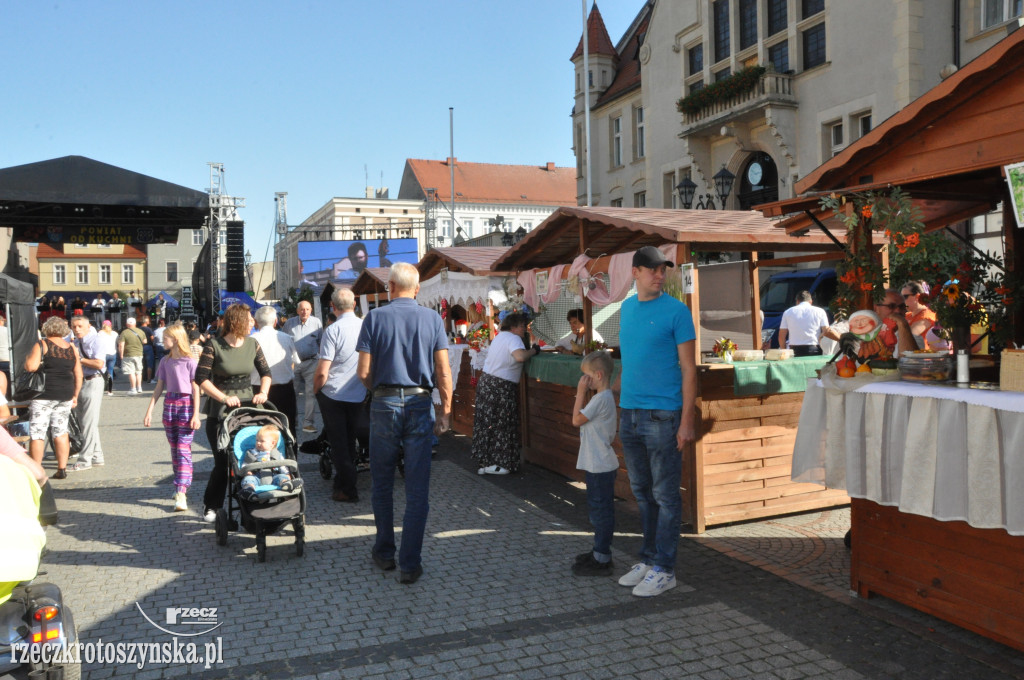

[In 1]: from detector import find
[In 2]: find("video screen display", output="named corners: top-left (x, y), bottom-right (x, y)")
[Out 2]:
top-left (297, 238), bottom-right (418, 288)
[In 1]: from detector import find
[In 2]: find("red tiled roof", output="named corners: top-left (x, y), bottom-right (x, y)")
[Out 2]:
top-left (571, 3), bottom-right (617, 61)
top-left (596, 12), bottom-right (649, 107)
top-left (399, 159), bottom-right (576, 206)
top-left (36, 243), bottom-right (146, 260)
top-left (417, 247), bottom-right (509, 280)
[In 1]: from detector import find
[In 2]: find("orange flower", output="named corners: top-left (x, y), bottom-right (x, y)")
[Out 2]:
top-left (861, 205), bottom-right (873, 219)
top-left (859, 282), bottom-right (873, 291)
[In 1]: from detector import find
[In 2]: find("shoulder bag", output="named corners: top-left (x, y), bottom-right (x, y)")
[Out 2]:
top-left (13, 340), bottom-right (47, 402)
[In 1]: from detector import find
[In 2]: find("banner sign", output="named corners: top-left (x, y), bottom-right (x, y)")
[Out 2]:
top-left (1005, 161), bottom-right (1024, 229)
top-left (16, 224), bottom-right (180, 245)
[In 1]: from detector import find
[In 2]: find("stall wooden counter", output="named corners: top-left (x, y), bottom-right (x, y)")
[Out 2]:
top-left (519, 353), bottom-right (848, 533)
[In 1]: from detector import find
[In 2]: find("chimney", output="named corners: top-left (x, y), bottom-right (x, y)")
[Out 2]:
top-left (545, 162), bottom-right (556, 171)
top-left (365, 186), bottom-right (375, 198)
top-left (445, 157), bottom-right (457, 166)
top-left (376, 187), bottom-right (389, 199)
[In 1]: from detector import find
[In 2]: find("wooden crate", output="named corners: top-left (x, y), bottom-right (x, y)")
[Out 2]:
top-left (1001, 349), bottom-right (1024, 392)
top-left (851, 498), bottom-right (1024, 652)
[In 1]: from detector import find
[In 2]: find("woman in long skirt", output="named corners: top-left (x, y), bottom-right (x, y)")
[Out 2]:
top-left (471, 313), bottom-right (540, 475)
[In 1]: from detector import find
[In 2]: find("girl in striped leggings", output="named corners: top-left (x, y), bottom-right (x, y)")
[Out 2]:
top-left (144, 323), bottom-right (201, 512)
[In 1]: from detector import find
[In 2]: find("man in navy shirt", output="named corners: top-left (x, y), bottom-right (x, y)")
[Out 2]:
top-left (357, 262), bottom-right (451, 585)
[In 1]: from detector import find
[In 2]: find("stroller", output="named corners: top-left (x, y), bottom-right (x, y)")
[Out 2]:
top-left (303, 398), bottom-right (374, 480)
top-left (213, 406), bottom-right (305, 562)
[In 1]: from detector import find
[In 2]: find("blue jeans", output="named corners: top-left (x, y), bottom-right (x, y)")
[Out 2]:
top-left (143, 344), bottom-right (155, 374)
top-left (619, 408), bottom-right (682, 572)
top-left (104, 354), bottom-right (116, 381)
top-left (369, 393), bottom-right (434, 572)
top-left (585, 470), bottom-right (617, 558)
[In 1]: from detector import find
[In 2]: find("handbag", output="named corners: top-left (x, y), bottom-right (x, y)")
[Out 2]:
top-left (13, 341), bottom-right (46, 402)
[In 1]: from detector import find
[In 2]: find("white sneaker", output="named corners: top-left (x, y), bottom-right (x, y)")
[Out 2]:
top-left (481, 465), bottom-right (510, 475)
top-left (174, 492), bottom-right (188, 512)
top-left (632, 569), bottom-right (677, 597)
top-left (477, 467), bottom-right (487, 475)
top-left (203, 508), bottom-right (217, 523)
top-left (618, 563), bottom-right (652, 587)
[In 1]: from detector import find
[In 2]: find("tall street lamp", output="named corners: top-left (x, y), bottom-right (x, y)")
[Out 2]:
top-left (244, 249), bottom-right (253, 295)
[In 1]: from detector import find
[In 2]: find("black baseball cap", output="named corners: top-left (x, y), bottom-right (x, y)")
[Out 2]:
top-left (632, 246), bottom-right (674, 269)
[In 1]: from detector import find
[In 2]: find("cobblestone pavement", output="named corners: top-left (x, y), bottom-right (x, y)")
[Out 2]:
top-left (29, 377), bottom-right (1024, 679)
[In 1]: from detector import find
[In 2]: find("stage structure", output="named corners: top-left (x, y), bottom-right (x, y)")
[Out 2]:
top-left (207, 163), bottom-right (245, 317)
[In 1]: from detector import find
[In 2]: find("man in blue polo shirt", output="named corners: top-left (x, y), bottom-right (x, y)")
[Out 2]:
top-left (356, 262), bottom-right (452, 585)
top-left (616, 246), bottom-right (697, 598)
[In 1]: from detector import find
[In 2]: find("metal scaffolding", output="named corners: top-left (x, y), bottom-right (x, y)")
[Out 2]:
top-left (207, 162), bottom-right (245, 315)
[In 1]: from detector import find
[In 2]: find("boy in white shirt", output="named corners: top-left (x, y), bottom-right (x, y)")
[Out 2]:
top-left (570, 350), bottom-right (619, 576)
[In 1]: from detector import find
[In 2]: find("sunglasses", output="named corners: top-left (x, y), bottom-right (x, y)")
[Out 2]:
top-left (902, 293), bottom-right (916, 298)
top-left (878, 302), bottom-right (907, 310)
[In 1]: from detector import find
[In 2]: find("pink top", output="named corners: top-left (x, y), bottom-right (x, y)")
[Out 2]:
top-left (157, 355), bottom-right (198, 394)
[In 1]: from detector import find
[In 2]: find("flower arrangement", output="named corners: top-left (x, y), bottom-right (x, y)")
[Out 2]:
top-left (819, 187), bottom-right (1024, 352)
top-left (467, 326), bottom-right (491, 350)
top-left (676, 66), bottom-right (767, 116)
top-left (584, 340), bottom-right (606, 353)
top-left (712, 337), bottom-right (737, 358)
top-left (496, 296), bottom-right (535, 324)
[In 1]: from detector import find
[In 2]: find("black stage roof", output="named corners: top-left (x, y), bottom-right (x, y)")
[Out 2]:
top-left (0, 156), bottom-right (209, 243)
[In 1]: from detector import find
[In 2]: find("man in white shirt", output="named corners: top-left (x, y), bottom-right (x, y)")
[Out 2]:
top-left (313, 288), bottom-right (367, 503)
top-left (777, 291), bottom-right (830, 356)
top-left (251, 306), bottom-right (300, 439)
top-left (282, 300), bottom-right (323, 433)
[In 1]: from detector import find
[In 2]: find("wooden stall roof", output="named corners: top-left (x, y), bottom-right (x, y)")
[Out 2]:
top-left (417, 247), bottom-right (509, 280)
top-left (758, 28), bottom-right (1024, 234)
top-left (349, 267), bottom-right (391, 296)
top-left (492, 206), bottom-right (839, 271)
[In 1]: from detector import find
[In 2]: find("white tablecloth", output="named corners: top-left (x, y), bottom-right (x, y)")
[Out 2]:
top-left (434, 344), bottom-right (468, 405)
top-left (793, 379), bottom-right (1024, 534)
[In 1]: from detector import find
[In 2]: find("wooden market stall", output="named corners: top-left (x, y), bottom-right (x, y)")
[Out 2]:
top-left (349, 267), bottom-right (392, 314)
top-left (759, 29), bottom-right (1024, 651)
top-left (417, 247), bottom-right (510, 436)
top-left (491, 206), bottom-right (847, 532)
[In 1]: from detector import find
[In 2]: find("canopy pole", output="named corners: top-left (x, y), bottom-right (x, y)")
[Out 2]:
top-left (748, 252), bottom-right (762, 350)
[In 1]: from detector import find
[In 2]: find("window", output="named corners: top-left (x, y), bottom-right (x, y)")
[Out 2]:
top-left (376, 229), bottom-right (386, 239)
top-left (983, 0), bottom-right (1023, 27)
top-left (400, 229), bottom-right (411, 239)
top-left (192, 229), bottom-right (204, 245)
top-left (612, 116), bottom-right (622, 167)
top-left (857, 113), bottom-right (872, 138)
top-left (53, 264), bottom-right (66, 285)
top-left (739, 0), bottom-right (757, 50)
top-left (690, 80), bottom-right (705, 94)
top-left (122, 264), bottom-right (135, 285)
top-left (634, 106), bottom-right (646, 159)
top-left (688, 44), bottom-right (703, 75)
top-left (576, 72), bottom-right (581, 92)
top-left (768, 41), bottom-right (789, 73)
top-left (802, 0), bottom-right (824, 19)
top-left (353, 229), bottom-right (363, 240)
top-left (588, 70), bottom-right (593, 87)
top-left (634, 191), bottom-right (646, 208)
top-left (522, 222), bottom-right (532, 230)
top-left (218, 230), bottom-right (227, 246)
top-left (99, 264), bottom-right (111, 285)
top-left (442, 220), bottom-right (452, 238)
top-left (462, 220), bottom-right (473, 235)
top-left (77, 264), bottom-right (89, 285)
top-left (715, 67), bottom-right (732, 81)
top-left (166, 261), bottom-right (178, 283)
top-left (803, 23), bottom-right (826, 69)
top-left (713, 0), bottom-right (730, 62)
top-left (768, 0), bottom-right (787, 35)
top-left (610, 198), bottom-right (623, 208)
top-left (830, 122), bottom-right (844, 156)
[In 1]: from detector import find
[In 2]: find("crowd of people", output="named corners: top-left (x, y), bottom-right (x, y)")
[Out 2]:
top-left (12, 251), bottom-right (701, 597)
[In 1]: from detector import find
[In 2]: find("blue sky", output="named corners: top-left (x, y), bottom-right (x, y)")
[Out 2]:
top-left (2, 1), bottom-right (641, 262)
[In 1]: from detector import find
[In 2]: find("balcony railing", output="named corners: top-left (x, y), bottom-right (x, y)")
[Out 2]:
top-left (681, 71), bottom-right (796, 128)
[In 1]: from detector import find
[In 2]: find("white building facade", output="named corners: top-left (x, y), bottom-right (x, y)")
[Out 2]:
top-left (573, 0), bottom-right (1021, 211)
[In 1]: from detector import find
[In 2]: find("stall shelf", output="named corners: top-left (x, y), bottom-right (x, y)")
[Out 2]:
top-left (490, 206), bottom-right (843, 533)
top-left (759, 28), bottom-right (1024, 647)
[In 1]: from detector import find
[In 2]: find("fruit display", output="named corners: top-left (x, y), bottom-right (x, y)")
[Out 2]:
top-left (836, 356), bottom-right (857, 378)
top-left (898, 352), bottom-right (952, 381)
top-left (867, 358), bottom-right (899, 376)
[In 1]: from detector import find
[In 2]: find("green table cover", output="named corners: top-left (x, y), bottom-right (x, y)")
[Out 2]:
top-left (730, 355), bottom-right (829, 396)
top-left (526, 353), bottom-right (620, 388)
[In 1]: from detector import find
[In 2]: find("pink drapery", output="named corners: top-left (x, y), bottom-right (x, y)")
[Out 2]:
top-left (518, 264), bottom-right (566, 310)
top-left (519, 245), bottom-right (676, 308)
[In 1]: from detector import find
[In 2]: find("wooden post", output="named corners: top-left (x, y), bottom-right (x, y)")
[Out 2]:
top-left (678, 244), bottom-right (700, 362)
top-left (748, 251), bottom-right (762, 350)
top-left (579, 217), bottom-right (594, 347)
top-left (848, 202), bottom-right (874, 310)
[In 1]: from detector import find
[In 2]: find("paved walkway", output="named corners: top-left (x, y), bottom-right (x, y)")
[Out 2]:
top-left (30, 377), bottom-right (1024, 679)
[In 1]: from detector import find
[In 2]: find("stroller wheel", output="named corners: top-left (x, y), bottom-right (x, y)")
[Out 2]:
top-left (256, 534), bottom-right (267, 562)
top-left (215, 510), bottom-right (228, 547)
top-left (319, 454), bottom-right (333, 480)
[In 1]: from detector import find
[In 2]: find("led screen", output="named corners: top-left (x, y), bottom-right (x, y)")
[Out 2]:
top-left (297, 238), bottom-right (418, 288)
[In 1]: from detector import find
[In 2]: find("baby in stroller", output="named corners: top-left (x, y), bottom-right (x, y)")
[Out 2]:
top-left (240, 425), bottom-right (303, 501)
